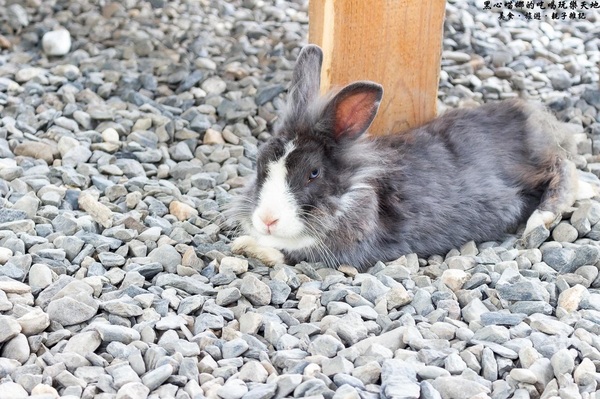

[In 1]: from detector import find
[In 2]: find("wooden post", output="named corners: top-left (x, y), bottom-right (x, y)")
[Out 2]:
top-left (309, 0), bottom-right (445, 135)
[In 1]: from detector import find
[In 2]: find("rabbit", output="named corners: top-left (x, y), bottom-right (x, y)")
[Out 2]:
top-left (227, 44), bottom-right (585, 272)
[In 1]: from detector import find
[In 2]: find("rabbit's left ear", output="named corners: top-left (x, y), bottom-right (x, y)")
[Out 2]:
top-left (289, 45), bottom-right (323, 112)
top-left (324, 81), bottom-right (383, 140)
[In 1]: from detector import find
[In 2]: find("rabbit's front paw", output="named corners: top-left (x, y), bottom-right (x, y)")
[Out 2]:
top-left (231, 235), bottom-right (286, 266)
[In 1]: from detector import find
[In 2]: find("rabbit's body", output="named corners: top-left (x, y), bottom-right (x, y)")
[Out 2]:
top-left (303, 100), bottom-right (575, 266)
top-left (229, 45), bottom-right (578, 271)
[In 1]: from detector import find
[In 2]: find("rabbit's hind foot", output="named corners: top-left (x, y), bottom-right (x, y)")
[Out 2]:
top-left (536, 159), bottom-right (578, 216)
top-left (518, 209), bottom-right (557, 249)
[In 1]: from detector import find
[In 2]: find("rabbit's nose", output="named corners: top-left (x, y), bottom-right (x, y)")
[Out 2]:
top-left (261, 216), bottom-right (279, 234)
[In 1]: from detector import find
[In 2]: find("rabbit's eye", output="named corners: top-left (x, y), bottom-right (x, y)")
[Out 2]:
top-left (308, 168), bottom-right (320, 182)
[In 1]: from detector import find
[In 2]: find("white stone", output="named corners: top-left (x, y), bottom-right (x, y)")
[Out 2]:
top-left (509, 368), bottom-right (538, 384)
top-left (116, 381), bottom-right (150, 399)
top-left (102, 127), bottom-right (120, 143)
top-left (238, 361), bottom-right (269, 383)
top-left (57, 136), bottom-right (80, 157)
top-left (78, 191), bottom-right (113, 228)
top-left (551, 348), bottom-right (575, 378)
top-left (204, 128), bottom-right (225, 144)
top-left (17, 307), bottom-right (50, 335)
top-left (1, 333), bottom-right (30, 363)
top-left (42, 29), bottom-right (71, 56)
top-left (0, 315), bottom-right (21, 343)
top-left (31, 384), bottom-right (59, 398)
top-left (557, 284), bottom-right (587, 313)
top-left (28, 263), bottom-right (54, 291)
top-left (132, 118), bottom-right (152, 131)
top-left (217, 378), bottom-right (248, 399)
top-left (0, 247), bottom-right (13, 264)
top-left (201, 77), bottom-right (227, 94)
top-left (574, 357), bottom-right (596, 386)
top-left (14, 67), bottom-right (44, 83)
top-left (219, 257), bottom-right (249, 275)
top-left (0, 382), bottom-right (28, 399)
top-left (441, 269), bottom-right (469, 292)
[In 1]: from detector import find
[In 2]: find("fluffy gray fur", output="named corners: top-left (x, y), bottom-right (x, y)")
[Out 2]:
top-left (228, 45), bottom-right (576, 271)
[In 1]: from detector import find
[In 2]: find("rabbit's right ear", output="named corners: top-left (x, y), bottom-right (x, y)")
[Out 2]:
top-left (324, 81), bottom-right (383, 141)
top-left (289, 45), bottom-right (323, 111)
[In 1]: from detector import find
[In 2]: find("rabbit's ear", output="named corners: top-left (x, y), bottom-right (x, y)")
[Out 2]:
top-left (289, 45), bottom-right (323, 111)
top-left (325, 81), bottom-right (383, 140)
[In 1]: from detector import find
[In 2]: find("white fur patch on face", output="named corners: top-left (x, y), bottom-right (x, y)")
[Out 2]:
top-left (250, 141), bottom-right (316, 250)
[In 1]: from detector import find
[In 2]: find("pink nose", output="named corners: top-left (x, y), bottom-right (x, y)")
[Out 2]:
top-left (261, 217), bottom-right (279, 233)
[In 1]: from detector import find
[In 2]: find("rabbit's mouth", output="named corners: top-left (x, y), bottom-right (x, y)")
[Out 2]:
top-left (240, 209), bottom-right (317, 251)
top-left (252, 230), bottom-right (317, 252)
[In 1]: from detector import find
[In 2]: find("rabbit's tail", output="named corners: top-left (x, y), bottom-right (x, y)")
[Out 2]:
top-left (527, 104), bottom-right (600, 203)
top-left (520, 102), bottom-right (600, 246)
top-left (523, 101), bottom-right (577, 161)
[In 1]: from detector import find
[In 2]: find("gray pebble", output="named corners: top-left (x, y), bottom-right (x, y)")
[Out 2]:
top-left (550, 348), bottom-right (575, 378)
top-left (547, 69), bottom-right (572, 90)
top-left (116, 382), bottom-right (150, 399)
top-left (308, 334), bottom-right (344, 358)
top-left (0, 315), bottom-right (21, 343)
top-left (551, 222), bottom-right (579, 242)
top-left (98, 252), bottom-right (126, 267)
top-left (380, 359), bottom-right (420, 398)
top-left (216, 287), bottom-right (242, 306)
top-left (148, 245), bottom-right (182, 273)
top-left (430, 376), bottom-right (490, 399)
top-left (1, 334), bottom-right (30, 363)
top-left (47, 295), bottom-right (98, 326)
top-left (240, 274), bottom-right (272, 306)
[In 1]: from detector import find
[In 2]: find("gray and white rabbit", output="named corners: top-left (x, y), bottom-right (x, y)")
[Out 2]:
top-left (228, 44), bottom-right (585, 272)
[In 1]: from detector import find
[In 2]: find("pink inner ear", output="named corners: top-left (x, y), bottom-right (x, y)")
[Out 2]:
top-left (334, 92), bottom-right (378, 140)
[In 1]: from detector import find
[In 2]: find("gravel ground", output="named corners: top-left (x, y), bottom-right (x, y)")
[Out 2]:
top-left (0, 0), bottom-right (600, 398)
